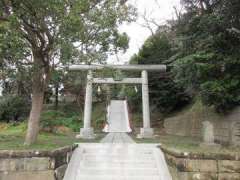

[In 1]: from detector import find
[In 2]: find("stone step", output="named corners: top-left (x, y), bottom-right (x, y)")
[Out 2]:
top-left (77, 168), bottom-right (160, 176)
top-left (79, 166), bottom-right (158, 171)
top-left (82, 150), bottom-right (154, 156)
top-left (75, 175), bottom-right (161, 180)
top-left (82, 161), bottom-right (157, 169)
top-left (82, 155), bottom-right (155, 163)
top-left (63, 142), bottom-right (172, 180)
top-left (82, 152), bottom-right (154, 158)
top-left (82, 148), bottom-right (154, 154)
top-left (83, 151), bottom-right (154, 156)
top-left (78, 143), bottom-right (158, 149)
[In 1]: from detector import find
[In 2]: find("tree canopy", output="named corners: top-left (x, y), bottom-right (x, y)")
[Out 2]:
top-left (0, 0), bottom-right (136, 144)
top-left (131, 0), bottom-right (240, 113)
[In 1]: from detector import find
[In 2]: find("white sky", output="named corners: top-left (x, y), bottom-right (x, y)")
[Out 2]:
top-left (108, 0), bottom-right (181, 64)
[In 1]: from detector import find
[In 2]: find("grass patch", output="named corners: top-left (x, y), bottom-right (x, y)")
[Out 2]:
top-left (42, 102), bottom-right (106, 132)
top-left (131, 112), bottom-right (143, 127)
top-left (132, 133), bottom-right (240, 155)
top-left (0, 122), bottom-right (105, 150)
top-left (0, 102), bottom-right (107, 151)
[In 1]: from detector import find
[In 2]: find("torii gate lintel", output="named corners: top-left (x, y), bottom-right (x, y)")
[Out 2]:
top-left (69, 64), bottom-right (166, 139)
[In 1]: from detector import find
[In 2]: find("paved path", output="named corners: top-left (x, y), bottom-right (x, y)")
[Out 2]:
top-left (100, 133), bottom-right (135, 143)
top-left (63, 133), bottom-right (172, 180)
top-left (104, 100), bottom-right (132, 133)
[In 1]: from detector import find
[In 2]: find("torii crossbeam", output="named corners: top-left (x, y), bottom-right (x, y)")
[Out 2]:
top-left (69, 64), bottom-right (166, 139)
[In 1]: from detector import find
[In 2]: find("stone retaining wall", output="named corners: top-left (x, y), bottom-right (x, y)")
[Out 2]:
top-left (0, 145), bottom-right (77, 180)
top-left (160, 146), bottom-right (240, 180)
top-left (164, 101), bottom-right (240, 146)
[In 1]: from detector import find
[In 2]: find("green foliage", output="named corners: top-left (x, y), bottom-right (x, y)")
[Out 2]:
top-left (129, 0), bottom-right (240, 113)
top-left (40, 110), bottom-right (82, 132)
top-left (0, 122), bottom-right (27, 137)
top-left (200, 79), bottom-right (240, 112)
top-left (1, 0), bottom-right (136, 143)
top-left (129, 31), bottom-right (190, 113)
top-left (172, 52), bottom-right (219, 91)
top-left (0, 95), bottom-right (29, 122)
top-left (132, 33), bottom-right (174, 64)
top-left (171, 0), bottom-right (240, 112)
top-left (41, 102), bottom-right (106, 132)
top-left (0, 0), bottom-right (136, 87)
top-left (0, 122), bottom-right (104, 150)
top-left (91, 102), bottom-right (107, 128)
top-left (124, 85), bottom-right (142, 111)
top-left (148, 76), bottom-right (190, 113)
top-left (58, 0), bottom-right (136, 63)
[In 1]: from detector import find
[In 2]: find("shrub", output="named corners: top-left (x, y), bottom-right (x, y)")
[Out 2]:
top-left (40, 110), bottom-right (82, 132)
top-left (200, 79), bottom-right (240, 112)
top-left (0, 95), bottom-right (30, 122)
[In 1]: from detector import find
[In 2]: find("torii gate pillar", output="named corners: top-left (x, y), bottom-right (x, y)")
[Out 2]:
top-left (76, 70), bottom-right (95, 139)
top-left (140, 70), bottom-right (153, 138)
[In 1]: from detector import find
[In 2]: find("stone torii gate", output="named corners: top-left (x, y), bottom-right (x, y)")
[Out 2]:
top-left (69, 64), bottom-right (166, 139)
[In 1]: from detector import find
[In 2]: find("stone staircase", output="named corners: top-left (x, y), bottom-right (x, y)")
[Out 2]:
top-left (64, 143), bottom-right (172, 180)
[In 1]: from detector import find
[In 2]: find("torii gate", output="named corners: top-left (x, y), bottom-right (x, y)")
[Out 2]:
top-left (69, 64), bottom-right (166, 139)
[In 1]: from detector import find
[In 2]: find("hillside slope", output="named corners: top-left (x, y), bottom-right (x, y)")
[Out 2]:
top-left (164, 100), bottom-right (240, 146)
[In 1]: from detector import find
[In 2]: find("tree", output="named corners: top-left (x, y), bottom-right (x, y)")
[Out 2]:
top-left (172, 0), bottom-right (240, 111)
top-left (62, 71), bottom-right (86, 109)
top-left (130, 0), bottom-right (240, 113)
top-left (181, 0), bottom-right (220, 13)
top-left (129, 30), bottom-right (190, 113)
top-left (0, 0), bottom-right (135, 145)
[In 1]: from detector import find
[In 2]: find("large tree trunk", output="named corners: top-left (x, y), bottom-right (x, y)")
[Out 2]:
top-left (24, 91), bottom-right (44, 145)
top-left (24, 52), bottom-right (50, 145)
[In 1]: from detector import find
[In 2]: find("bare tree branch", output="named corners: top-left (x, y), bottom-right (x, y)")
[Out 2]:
top-left (154, 0), bottom-right (161, 9)
top-left (139, 9), bottom-right (155, 35)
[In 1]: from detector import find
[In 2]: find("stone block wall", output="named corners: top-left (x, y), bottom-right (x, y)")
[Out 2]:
top-left (0, 145), bottom-right (77, 180)
top-left (160, 146), bottom-right (240, 180)
top-left (164, 101), bottom-right (240, 146)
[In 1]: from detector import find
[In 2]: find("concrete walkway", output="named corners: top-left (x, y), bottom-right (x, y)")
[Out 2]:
top-left (101, 133), bottom-right (135, 143)
top-left (63, 133), bottom-right (172, 180)
top-left (104, 100), bottom-right (132, 133)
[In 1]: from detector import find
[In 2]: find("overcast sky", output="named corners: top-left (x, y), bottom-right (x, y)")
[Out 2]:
top-left (108, 0), bottom-right (181, 64)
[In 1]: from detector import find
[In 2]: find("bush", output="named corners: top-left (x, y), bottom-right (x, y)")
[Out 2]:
top-left (40, 110), bottom-right (82, 132)
top-left (200, 79), bottom-right (240, 112)
top-left (173, 52), bottom-right (240, 112)
top-left (0, 95), bottom-right (30, 122)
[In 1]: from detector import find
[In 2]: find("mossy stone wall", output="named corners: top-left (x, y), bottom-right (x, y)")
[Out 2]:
top-left (0, 145), bottom-right (77, 180)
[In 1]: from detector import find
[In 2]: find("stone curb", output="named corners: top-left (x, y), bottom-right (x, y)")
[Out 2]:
top-left (159, 145), bottom-right (240, 161)
top-left (0, 144), bottom-right (78, 158)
